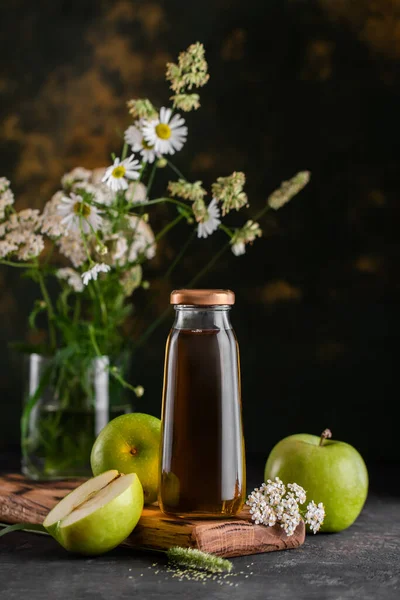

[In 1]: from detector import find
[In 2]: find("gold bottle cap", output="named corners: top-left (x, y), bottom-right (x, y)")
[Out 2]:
top-left (170, 289), bottom-right (235, 306)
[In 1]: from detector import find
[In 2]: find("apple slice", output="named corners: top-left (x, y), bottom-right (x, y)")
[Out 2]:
top-left (44, 470), bottom-right (144, 555)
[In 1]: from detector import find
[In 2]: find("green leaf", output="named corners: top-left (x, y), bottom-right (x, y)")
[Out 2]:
top-left (0, 523), bottom-right (47, 538)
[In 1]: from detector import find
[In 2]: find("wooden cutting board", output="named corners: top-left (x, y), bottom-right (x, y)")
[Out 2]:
top-left (0, 474), bottom-right (305, 557)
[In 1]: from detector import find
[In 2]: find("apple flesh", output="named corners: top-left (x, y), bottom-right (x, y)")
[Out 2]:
top-left (43, 470), bottom-right (143, 555)
top-left (91, 413), bottom-right (161, 504)
top-left (264, 432), bottom-right (368, 532)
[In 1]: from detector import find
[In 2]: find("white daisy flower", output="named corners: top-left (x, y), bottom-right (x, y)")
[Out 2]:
top-left (142, 107), bottom-right (187, 155)
top-left (124, 122), bottom-right (159, 164)
top-left (57, 193), bottom-right (103, 235)
top-left (56, 267), bottom-right (84, 293)
top-left (197, 198), bottom-right (221, 239)
top-left (102, 156), bottom-right (141, 192)
top-left (81, 262), bottom-right (111, 286)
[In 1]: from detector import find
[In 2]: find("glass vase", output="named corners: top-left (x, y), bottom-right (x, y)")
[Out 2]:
top-left (21, 353), bottom-right (132, 480)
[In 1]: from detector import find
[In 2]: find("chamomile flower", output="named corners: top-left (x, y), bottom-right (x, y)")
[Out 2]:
top-left (102, 155), bottom-right (141, 192)
top-left (197, 198), bottom-right (221, 239)
top-left (142, 107), bottom-right (187, 156)
top-left (81, 262), bottom-right (111, 286)
top-left (57, 193), bottom-right (103, 234)
top-left (124, 122), bottom-right (159, 164)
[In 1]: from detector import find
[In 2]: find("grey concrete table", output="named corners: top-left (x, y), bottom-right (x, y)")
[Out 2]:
top-left (0, 457), bottom-right (399, 600)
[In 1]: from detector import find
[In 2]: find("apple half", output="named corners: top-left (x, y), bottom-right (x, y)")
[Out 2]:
top-left (44, 470), bottom-right (143, 555)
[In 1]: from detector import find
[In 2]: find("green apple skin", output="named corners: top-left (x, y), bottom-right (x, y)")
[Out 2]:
top-left (45, 474), bottom-right (143, 555)
top-left (264, 434), bottom-right (368, 532)
top-left (91, 413), bottom-right (161, 504)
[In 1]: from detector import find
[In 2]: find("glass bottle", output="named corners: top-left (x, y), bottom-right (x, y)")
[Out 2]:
top-left (159, 289), bottom-right (246, 518)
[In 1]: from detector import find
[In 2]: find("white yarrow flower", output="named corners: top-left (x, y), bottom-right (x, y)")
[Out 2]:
top-left (1, 207), bottom-right (44, 260)
top-left (125, 181), bottom-right (148, 204)
top-left (280, 510), bottom-right (301, 537)
top-left (304, 501), bottom-right (325, 534)
top-left (246, 489), bottom-right (277, 526)
top-left (0, 177), bottom-right (11, 193)
top-left (72, 181), bottom-right (115, 207)
top-left (261, 478), bottom-right (286, 506)
top-left (61, 167), bottom-right (92, 190)
top-left (197, 198), bottom-right (221, 239)
top-left (57, 193), bottom-right (103, 234)
top-left (0, 188), bottom-right (14, 219)
top-left (102, 155), bottom-right (141, 192)
top-left (57, 232), bottom-right (86, 268)
top-left (81, 263), bottom-right (111, 286)
top-left (247, 477), bottom-right (324, 536)
top-left (127, 216), bottom-right (156, 261)
top-left (0, 239), bottom-right (18, 258)
top-left (287, 483), bottom-right (307, 505)
top-left (124, 122), bottom-right (159, 164)
top-left (56, 267), bottom-right (84, 292)
top-left (142, 107), bottom-right (187, 155)
top-left (41, 192), bottom-right (65, 238)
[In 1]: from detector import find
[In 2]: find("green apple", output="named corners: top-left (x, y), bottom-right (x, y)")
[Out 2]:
top-left (91, 413), bottom-right (161, 504)
top-left (264, 430), bottom-right (368, 532)
top-left (43, 470), bottom-right (143, 555)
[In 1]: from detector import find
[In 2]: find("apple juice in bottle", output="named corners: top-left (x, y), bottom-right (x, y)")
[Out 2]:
top-left (158, 289), bottom-right (246, 518)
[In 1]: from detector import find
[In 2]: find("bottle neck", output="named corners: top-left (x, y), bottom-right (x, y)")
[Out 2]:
top-left (172, 305), bottom-right (233, 330)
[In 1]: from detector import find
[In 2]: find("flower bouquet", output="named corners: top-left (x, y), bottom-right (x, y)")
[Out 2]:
top-left (0, 43), bottom-right (310, 480)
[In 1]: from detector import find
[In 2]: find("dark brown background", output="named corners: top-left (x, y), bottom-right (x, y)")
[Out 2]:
top-left (0, 0), bottom-right (398, 463)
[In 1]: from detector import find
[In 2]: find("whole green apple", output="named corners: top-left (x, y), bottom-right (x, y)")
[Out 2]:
top-left (91, 412), bottom-right (161, 504)
top-left (44, 470), bottom-right (143, 555)
top-left (264, 430), bottom-right (368, 532)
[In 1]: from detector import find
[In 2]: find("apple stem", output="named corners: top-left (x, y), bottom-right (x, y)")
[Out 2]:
top-left (319, 428), bottom-right (332, 446)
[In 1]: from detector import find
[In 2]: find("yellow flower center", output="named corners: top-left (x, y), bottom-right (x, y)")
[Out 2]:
top-left (155, 123), bottom-right (171, 140)
top-left (73, 202), bottom-right (91, 217)
top-left (112, 165), bottom-right (126, 179)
